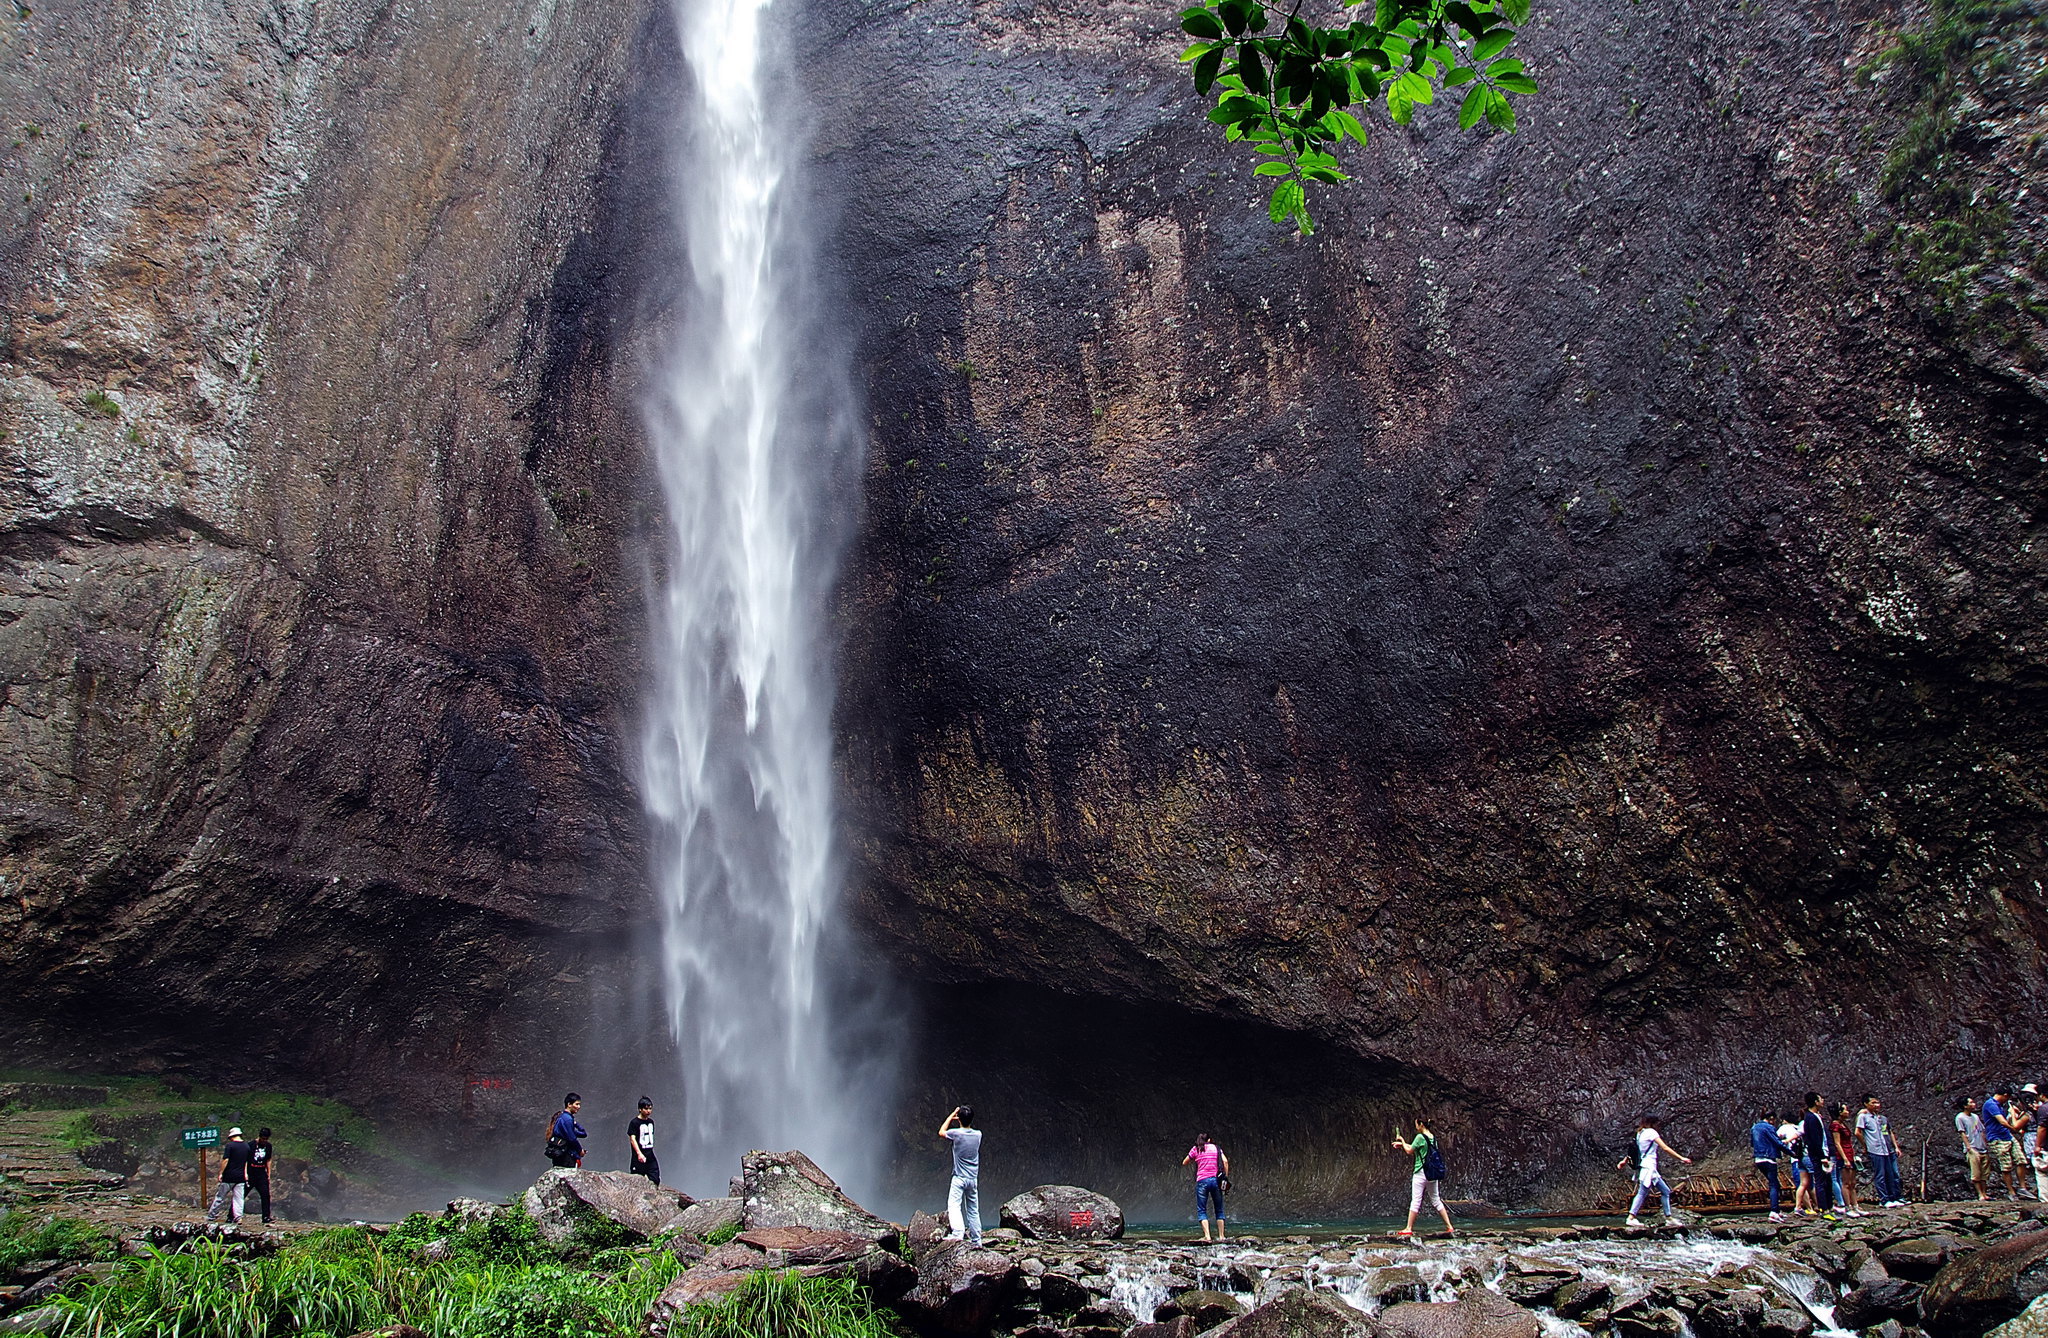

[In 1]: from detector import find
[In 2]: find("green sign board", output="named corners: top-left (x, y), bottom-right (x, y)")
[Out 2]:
top-left (181, 1126), bottom-right (221, 1149)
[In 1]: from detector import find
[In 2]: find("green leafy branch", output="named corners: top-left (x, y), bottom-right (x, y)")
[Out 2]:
top-left (1179, 0), bottom-right (1539, 232)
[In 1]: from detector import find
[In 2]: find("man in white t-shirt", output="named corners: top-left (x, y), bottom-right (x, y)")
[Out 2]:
top-left (1617, 1117), bottom-right (1692, 1227)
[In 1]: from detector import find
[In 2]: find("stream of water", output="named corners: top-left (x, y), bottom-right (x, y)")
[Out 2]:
top-left (638, 0), bottom-right (880, 1196)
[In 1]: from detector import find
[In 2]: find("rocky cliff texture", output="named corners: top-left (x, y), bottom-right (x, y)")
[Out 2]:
top-left (0, 0), bottom-right (675, 1102)
top-left (3, 0), bottom-right (2044, 1203)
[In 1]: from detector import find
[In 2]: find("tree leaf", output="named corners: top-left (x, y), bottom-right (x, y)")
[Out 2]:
top-left (1196, 45), bottom-right (1226, 93)
top-left (1485, 57), bottom-right (1523, 75)
top-left (1472, 27), bottom-right (1513, 60)
top-left (1332, 108), bottom-right (1370, 144)
top-left (1220, 0), bottom-right (1249, 36)
top-left (1255, 159), bottom-right (1295, 175)
top-left (1395, 69), bottom-right (1435, 104)
top-left (1240, 45), bottom-right (1269, 94)
top-left (1458, 81), bottom-right (1487, 128)
top-left (1500, 0), bottom-right (1530, 22)
top-left (1484, 88), bottom-right (1517, 127)
top-left (1445, 65), bottom-right (1477, 85)
top-left (1494, 71), bottom-right (1538, 93)
top-left (1182, 8), bottom-right (1225, 39)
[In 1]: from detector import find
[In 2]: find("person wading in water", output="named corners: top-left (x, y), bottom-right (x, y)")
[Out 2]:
top-left (1182, 1134), bottom-right (1230, 1243)
top-left (1392, 1117), bottom-right (1455, 1239)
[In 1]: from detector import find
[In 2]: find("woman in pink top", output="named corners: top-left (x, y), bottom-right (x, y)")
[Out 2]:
top-left (1182, 1135), bottom-right (1230, 1241)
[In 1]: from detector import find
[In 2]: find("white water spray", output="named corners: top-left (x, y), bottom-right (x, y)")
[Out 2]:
top-left (640, 0), bottom-right (877, 1195)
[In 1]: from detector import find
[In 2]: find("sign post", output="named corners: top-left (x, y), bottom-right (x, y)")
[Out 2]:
top-left (182, 1126), bottom-right (221, 1210)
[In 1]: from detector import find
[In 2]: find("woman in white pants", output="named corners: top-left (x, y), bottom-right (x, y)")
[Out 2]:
top-left (1391, 1118), bottom-right (1455, 1238)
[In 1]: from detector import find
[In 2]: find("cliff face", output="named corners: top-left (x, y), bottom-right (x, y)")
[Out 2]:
top-left (0, 0), bottom-right (675, 1094)
top-left (2, 0), bottom-right (2044, 1199)
top-left (821, 0), bottom-right (2048, 1186)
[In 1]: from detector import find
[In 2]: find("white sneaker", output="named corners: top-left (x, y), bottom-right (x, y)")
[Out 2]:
top-left (1768, 1212), bottom-right (1786, 1223)
top-left (1626, 1216), bottom-right (1645, 1227)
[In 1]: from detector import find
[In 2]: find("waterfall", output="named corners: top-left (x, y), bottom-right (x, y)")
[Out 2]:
top-left (639, 0), bottom-right (878, 1196)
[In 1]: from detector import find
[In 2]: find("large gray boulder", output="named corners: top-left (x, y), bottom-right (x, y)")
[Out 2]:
top-left (1205, 1289), bottom-right (1382, 1338)
top-left (1837, 1279), bottom-right (1925, 1329)
top-left (672, 1197), bottom-right (742, 1241)
top-left (1923, 1231), bottom-right (2048, 1338)
top-left (740, 1150), bottom-right (898, 1245)
top-left (998, 1185), bottom-right (1125, 1241)
top-left (519, 1168), bottom-right (694, 1247)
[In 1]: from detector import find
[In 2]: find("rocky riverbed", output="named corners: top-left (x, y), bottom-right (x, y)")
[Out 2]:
top-left (387, 1153), bottom-right (2048, 1338)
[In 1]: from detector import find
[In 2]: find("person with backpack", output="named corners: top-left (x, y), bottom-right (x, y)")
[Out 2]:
top-left (1391, 1117), bottom-right (1454, 1238)
top-left (546, 1093), bottom-right (587, 1169)
top-left (1619, 1116), bottom-right (1692, 1227)
top-left (1182, 1134), bottom-right (1231, 1243)
top-left (205, 1127), bottom-right (256, 1225)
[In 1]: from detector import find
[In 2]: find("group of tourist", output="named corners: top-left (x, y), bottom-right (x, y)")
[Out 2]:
top-left (1740, 1092), bottom-right (1908, 1225)
top-left (522, 1085), bottom-right (2039, 1242)
top-left (1953, 1084), bottom-right (2048, 1203)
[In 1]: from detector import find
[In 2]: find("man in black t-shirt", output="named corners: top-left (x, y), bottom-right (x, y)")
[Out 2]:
top-left (626, 1097), bottom-right (659, 1186)
top-left (248, 1128), bottom-right (276, 1225)
top-left (206, 1127), bottom-right (256, 1224)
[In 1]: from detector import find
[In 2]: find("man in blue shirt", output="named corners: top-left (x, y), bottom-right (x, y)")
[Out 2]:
top-left (548, 1093), bottom-right (587, 1169)
top-left (1985, 1088), bottom-right (2025, 1200)
top-left (1750, 1106), bottom-right (1792, 1222)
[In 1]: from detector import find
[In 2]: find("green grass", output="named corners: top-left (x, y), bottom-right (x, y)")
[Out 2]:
top-left (670, 1269), bottom-right (905, 1338)
top-left (52, 1235), bottom-right (685, 1338)
top-left (699, 1220), bottom-right (741, 1247)
top-left (0, 1214), bottom-right (117, 1274)
top-left (385, 1208), bottom-right (551, 1268)
top-left (1, 1069), bottom-right (385, 1166)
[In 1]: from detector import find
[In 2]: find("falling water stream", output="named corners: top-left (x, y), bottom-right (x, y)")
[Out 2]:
top-left (639, 0), bottom-right (878, 1195)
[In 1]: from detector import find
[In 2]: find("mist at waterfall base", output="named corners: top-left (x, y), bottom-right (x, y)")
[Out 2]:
top-left (634, 0), bottom-right (897, 1204)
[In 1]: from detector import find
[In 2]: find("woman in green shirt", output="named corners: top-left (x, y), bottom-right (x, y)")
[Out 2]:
top-left (1390, 1117), bottom-right (1454, 1238)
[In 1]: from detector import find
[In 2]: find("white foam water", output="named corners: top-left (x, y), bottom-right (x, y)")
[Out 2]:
top-left (639, 0), bottom-right (880, 1196)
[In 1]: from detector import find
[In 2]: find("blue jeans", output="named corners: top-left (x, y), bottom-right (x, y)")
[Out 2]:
top-left (1629, 1176), bottom-right (1672, 1217)
top-left (1870, 1152), bottom-right (1902, 1202)
top-left (1756, 1160), bottom-right (1780, 1212)
top-left (1196, 1176), bottom-right (1225, 1222)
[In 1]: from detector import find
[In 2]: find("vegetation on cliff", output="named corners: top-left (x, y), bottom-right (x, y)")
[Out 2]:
top-left (1179, 0), bottom-right (1538, 229)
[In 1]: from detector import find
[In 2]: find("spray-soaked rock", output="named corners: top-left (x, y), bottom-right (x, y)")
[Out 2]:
top-left (1835, 1279), bottom-right (1926, 1330)
top-left (740, 1150), bottom-right (898, 1245)
top-left (518, 1169), bottom-right (694, 1247)
top-left (998, 1186), bottom-right (1125, 1242)
top-left (1924, 1231), bottom-right (2048, 1338)
top-left (1380, 1287), bottom-right (1542, 1338)
top-left (1205, 1288), bottom-right (1384, 1338)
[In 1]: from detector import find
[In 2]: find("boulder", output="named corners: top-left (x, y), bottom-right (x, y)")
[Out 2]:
top-left (999, 1186), bottom-right (1125, 1241)
top-left (1923, 1231), bottom-right (2048, 1338)
top-left (519, 1169), bottom-right (694, 1247)
top-left (1885, 1241), bottom-right (1957, 1282)
top-left (1167, 1289), bottom-right (1244, 1328)
top-left (906, 1210), bottom-right (948, 1262)
top-left (737, 1226), bottom-right (872, 1265)
top-left (1368, 1265), bottom-right (1429, 1304)
top-left (1205, 1289), bottom-right (1382, 1338)
top-left (444, 1198), bottom-right (502, 1227)
top-left (642, 1267), bottom-right (759, 1334)
top-left (1036, 1271), bottom-right (1090, 1316)
top-left (1380, 1289), bottom-right (1542, 1338)
top-left (1986, 1296), bottom-right (2048, 1338)
top-left (0, 1309), bottom-right (64, 1336)
top-left (1500, 1269), bottom-right (1579, 1307)
top-left (1694, 1288), bottom-right (1767, 1338)
top-left (672, 1198), bottom-right (742, 1241)
top-left (741, 1150), bottom-right (898, 1245)
top-left (1762, 1308), bottom-right (1816, 1338)
top-left (1836, 1279), bottom-right (1926, 1329)
top-left (1556, 1280), bottom-right (1615, 1320)
top-left (893, 1239), bottom-right (1021, 1336)
top-left (1129, 1321), bottom-right (1197, 1338)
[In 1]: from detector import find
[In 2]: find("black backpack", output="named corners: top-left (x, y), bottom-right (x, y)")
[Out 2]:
top-left (1422, 1134), bottom-right (1447, 1181)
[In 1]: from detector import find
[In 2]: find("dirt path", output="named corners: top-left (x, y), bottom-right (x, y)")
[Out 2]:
top-left (0, 1106), bottom-right (320, 1239)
